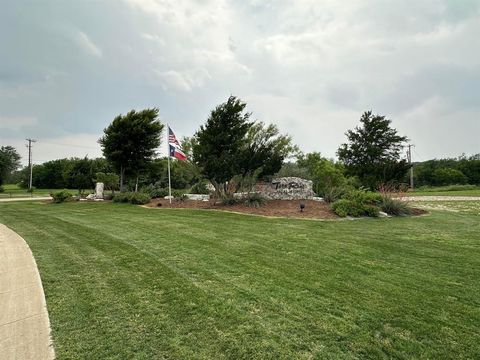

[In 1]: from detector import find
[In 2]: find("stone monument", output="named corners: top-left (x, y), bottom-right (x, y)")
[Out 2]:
top-left (95, 182), bottom-right (104, 200)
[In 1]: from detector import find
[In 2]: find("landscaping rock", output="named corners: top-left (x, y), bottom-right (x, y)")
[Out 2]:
top-left (184, 194), bottom-right (210, 201)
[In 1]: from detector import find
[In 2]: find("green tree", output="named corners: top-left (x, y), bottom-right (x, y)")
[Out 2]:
top-left (337, 111), bottom-right (410, 189)
top-left (193, 96), bottom-right (252, 197)
top-left (297, 152), bottom-right (348, 197)
top-left (95, 172), bottom-right (120, 194)
top-left (99, 109), bottom-right (164, 191)
top-left (193, 96), bottom-right (296, 197)
top-left (68, 157), bottom-right (95, 195)
top-left (432, 168), bottom-right (468, 186)
top-left (0, 146), bottom-right (21, 186)
top-left (241, 122), bottom-right (298, 179)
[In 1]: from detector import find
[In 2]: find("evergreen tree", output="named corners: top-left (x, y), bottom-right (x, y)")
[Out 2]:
top-left (337, 111), bottom-right (409, 189)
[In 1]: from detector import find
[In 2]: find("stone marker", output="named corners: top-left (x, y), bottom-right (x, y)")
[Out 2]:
top-left (95, 182), bottom-right (104, 199)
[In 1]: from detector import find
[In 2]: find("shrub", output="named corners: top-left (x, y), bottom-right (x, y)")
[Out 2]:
top-left (171, 189), bottom-right (186, 198)
top-left (220, 196), bottom-right (239, 206)
top-left (27, 186), bottom-right (36, 193)
top-left (363, 205), bottom-right (380, 217)
top-left (113, 192), bottom-right (151, 205)
top-left (380, 197), bottom-right (412, 216)
top-left (344, 189), bottom-right (382, 205)
top-left (142, 184), bottom-right (168, 198)
top-left (331, 190), bottom-right (382, 217)
top-left (0, 186), bottom-right (4, 193)
top-left (244, 192), bottom-right (266, 208)
top-left (321, 186), bottom-right (350, 203)
top-left (190, 181), bottom-right (210, 194)
top-left (331, 199), bottom-right (363, 217)
top-left (50, 190), bottom-right (72, 203)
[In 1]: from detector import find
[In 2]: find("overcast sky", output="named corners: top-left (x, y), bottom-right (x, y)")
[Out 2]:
top-left (1, 0), bottom-right (479, 165)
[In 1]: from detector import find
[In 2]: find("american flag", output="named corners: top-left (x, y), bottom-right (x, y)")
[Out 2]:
top-left (168, 126), bottom-right (180, 146)
top-left (168, 126), bottom-right (187, 161)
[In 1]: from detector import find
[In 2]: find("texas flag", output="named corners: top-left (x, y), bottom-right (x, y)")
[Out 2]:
top-left (168, 126), bottom-right (187, 161)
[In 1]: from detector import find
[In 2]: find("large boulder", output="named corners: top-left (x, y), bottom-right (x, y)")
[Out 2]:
top-left (261, 177), bottom-right (316, 200)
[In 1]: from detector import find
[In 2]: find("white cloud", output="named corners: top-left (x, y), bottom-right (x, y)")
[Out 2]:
top-left (155, 69), bottom-right (211, 92)
top-left (76, 31), bottom-right (102, 58)
top-left (0, 133), bottom-right (103, 166)
top-left (0, 116), bottom-right (37, 130)
top-left (1, 0), bottom-right (479, 162)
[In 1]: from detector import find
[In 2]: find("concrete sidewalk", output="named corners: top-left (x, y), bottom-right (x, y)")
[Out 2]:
top-left (0, 224), bottom-right (55, 359)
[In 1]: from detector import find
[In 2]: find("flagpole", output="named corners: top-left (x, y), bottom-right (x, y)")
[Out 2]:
top-left (167, 125), bottom-right (172, 204)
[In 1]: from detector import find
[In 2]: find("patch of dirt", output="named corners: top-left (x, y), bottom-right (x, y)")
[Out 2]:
top-left (145, 199), bottom-right (339, 220)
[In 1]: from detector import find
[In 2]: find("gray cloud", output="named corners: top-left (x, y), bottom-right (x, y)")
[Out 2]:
top-left (1, 0), bottom-right (479, 165)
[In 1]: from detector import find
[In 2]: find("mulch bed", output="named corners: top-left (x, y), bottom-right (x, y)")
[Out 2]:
top-left (145, 199), bottom-right (428, 220)
top-left (145, 199), bottom-right (339, 219)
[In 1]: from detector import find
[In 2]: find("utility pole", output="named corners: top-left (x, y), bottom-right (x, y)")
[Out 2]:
top-left (26, 138), bottom-right (36, 190)
top-left (407, 144), bottom-right (414, 190)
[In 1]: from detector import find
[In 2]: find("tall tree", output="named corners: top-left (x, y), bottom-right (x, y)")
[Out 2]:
top-left (0, 146), bottom-right (21, 186)
top-left (241, 122), bottom-right (298, 179)
top-left (99, 109), bottom-right (164, 191)
top-left (193, 96), bottom-right (296, 197)
top-left (193, 96), bottom-right (252, 196)
top-left (337, 111), bottom-right (409, 189)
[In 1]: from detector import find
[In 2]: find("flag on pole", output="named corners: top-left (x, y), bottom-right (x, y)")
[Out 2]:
top-left (168, 126), bottom-right (187, 161)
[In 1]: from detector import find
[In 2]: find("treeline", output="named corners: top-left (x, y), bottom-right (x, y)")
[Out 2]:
top-left (12, 156), bottom-right (203, 193)
top-left (5, 96), bottom-right (479, 198)
top-left (413, 154), bottom-right (480, 186)
top-left (14, 158), bottom-right (112, 192)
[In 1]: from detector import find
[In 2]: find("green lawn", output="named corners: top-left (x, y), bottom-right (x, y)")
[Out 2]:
top-left (407, 185), bottom-right (480, 197)
top-left (0, 202), bottom-right (479, 359)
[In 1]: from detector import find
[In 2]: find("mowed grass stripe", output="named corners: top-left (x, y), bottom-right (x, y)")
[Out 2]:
top-left (0, 201), bottom-right (479, 359)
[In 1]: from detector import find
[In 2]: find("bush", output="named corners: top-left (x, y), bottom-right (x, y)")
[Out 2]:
top-left (190, 181), bottom-right (210, 194)
top-left (113, 192), bottom-right (151, 205)
top-left (344, 189), bottom-right (382, 205)
top-left (0, 186), bottom-right (4, 193)
top-left (50, 190), bottom-right (72, 203)
top-left (171, 189), bottom-right (186, 198)
top-left (331, 190), bottom-right (382, 217)
top-left (220, 196), bottom-right (239, 206)
top-left (331, 199), bottom-right (363, 217)
top-left (363, 205), bottom-right (380, 217)
top-left (380, 197), bottom-right (412, 216)
top-left (244, 192), bottom-right (266, 208)
top-left (321, 186), bottom-right (350, 203)
top-left (142, 184), bottom-right (168, 198)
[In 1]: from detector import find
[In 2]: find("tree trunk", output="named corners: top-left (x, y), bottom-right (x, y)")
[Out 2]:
top-left (135, 176), bottom-right (139, 193)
